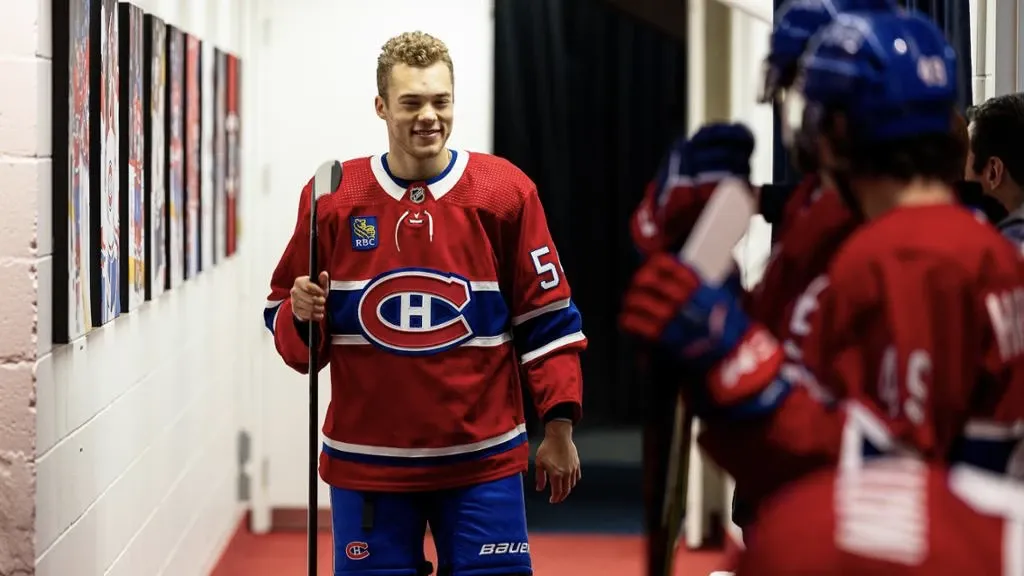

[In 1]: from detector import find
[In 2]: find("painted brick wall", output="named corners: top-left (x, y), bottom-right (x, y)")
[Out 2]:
top-left (0, 0), bottom-right (51, 573)
top-left (0, 0), bottom-right (257, 574)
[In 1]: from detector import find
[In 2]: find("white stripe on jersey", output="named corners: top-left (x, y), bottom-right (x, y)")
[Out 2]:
top-left (331, 333), bottom-right (512, 347)
top-left (949, 464), bottom-right (1024, 576)
top-left (323, 423), bottom-right (526, 458)
top-left (834, 458), bottom-right (929, 566)
top-left (519, 331), bottom-right (586, 364)
top-left (330, 279), bottom-right (501, 292)
top-left (1007, 519), bottom-right (1024, 576)
top-left (512, 298), bottom-right (571, 326)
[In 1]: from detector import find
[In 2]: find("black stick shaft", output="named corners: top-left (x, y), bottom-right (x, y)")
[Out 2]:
top-left (308, 193), bottom-right (319, 576)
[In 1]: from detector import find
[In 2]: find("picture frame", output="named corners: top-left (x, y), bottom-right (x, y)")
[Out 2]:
top-left (90, 0), bottom-right (120, 327)
top-left (201, 39), bottom-right (215, 271)
top-left (183, 33), bottom-right (201, 279)
top-left (213, 48), bottom-right (228, 263)
top-left (225, 53), bottom-right (240, 257)
top-left (143, 13), bottom-right (167, 299)
top-left (165, 24), bottom-right (185, 289)
top-left (118, 1), bottom-right (145, 312)
top-left (51, 0), bottom-right (95, 342)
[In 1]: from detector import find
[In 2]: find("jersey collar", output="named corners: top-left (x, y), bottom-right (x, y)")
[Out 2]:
top-left (370, 148), bottom-right (469, 202)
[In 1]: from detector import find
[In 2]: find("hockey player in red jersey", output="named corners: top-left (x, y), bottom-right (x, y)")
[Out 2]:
top-left (620, 5), bottom-right (1024, 554)
top-left (264, 32), bottom-right (585, 576)
top-left (629, 0), bottom-right (898, 538)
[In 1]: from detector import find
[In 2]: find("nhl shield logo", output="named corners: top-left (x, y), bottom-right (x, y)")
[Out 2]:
top-left (409, 186), bottom-right (426, 204)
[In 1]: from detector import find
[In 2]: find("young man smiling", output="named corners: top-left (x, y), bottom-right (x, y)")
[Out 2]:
top-left (264, 31), bottom-right (586, 576)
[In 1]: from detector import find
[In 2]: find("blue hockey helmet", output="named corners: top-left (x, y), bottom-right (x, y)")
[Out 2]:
top-left (760, 0), bottom-right (900, 103)
top-left (782, 10), bottom-right (958, 148)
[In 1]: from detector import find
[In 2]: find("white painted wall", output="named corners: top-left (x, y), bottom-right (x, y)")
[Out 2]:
top-left (14, 0), bottom-right (261, 575)
top-left (728, 7), bottom-right (774, 289)
top-left (683, 0), bottom-right (775, 550)
top-left (969, 0), bottom-right (1024, 101)
top-left (250, 0), bottom-right (496, 523)
top-left (0, 3), bottom-right (50, 573)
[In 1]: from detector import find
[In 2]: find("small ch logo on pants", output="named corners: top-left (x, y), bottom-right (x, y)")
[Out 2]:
top-left (346, 541), bottom-right (370, 560)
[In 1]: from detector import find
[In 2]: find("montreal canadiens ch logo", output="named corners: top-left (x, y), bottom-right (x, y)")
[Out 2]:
top-left (358, 269), bottom-right (474, 354)
top-left (346, 541), bottom-right (370, 560)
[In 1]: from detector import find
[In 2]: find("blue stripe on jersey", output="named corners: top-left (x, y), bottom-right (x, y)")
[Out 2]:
top-left (322, 431), bottom-right (527, 467)
top-left (949, 436), bottom-right (1021, 476)
top-left (512, 300), bottom-right (583, 358)
top-left (327, 287), bottom-right (510, 337)
top-left (263, 303), bottom-right (281, 335)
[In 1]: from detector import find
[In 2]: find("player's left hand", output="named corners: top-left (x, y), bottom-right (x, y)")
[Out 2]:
top-left (534, 420), bottom-right (580, 504)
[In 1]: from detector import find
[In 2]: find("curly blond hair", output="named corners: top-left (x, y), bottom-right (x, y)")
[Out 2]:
top-left (376, 31), bottom-right (454, 99)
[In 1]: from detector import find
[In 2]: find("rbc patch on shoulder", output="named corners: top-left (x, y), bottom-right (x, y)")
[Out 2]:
top-left (350, 216), bottom-right (378, 251)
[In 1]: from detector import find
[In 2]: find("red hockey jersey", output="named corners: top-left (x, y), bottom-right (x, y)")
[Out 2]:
top-left (743, 177), bottom-right (858, 336)
top-left (263, 150), bottom-right (586, 491)
top-left (738, 459), bottom-right (1024, 575)
top-left (701, 203), bottom-right (1024, 505)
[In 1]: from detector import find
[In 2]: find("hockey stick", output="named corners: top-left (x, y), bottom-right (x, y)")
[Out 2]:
top-left (647, 177), bottom-right (756, 576)
top-left (308, 160), bottom-right (343, 576)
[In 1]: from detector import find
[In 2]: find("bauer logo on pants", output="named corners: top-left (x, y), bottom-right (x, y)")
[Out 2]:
top-left (346, 541), bottom-right (370, 560)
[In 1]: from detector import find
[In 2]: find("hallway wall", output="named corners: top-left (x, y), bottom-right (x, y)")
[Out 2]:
top-left (0, 0), bottom-right (259, 574)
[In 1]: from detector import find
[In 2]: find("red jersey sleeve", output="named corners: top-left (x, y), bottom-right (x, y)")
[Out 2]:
top-left (263, 178), bottom-right (330, 374)
top-left (507, 188), bottom-right (587, 422)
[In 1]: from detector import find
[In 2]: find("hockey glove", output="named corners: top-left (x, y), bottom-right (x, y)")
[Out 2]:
top-left (620, 252), bottom-right (790, 419)
top-left (631, 123), bottom-right (756, 256)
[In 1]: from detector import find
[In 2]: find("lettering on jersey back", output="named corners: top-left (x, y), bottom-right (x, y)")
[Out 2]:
top-left (357, 269), bottom-right (474, 354)
top-left (877, 346), bottom-right (931, 426)
top-left (985, 287), bottom-right (1024, 361)
top-left (784, 274), bottom-right (830, 364)
top-left (789, 275), bottom-right (830, 339)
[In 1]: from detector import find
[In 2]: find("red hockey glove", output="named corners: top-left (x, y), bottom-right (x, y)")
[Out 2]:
top-left (620, 253), bottom-right (791, 418)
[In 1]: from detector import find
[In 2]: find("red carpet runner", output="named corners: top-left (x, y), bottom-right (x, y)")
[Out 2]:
top-left (211, 524), bottom-right (728, 575)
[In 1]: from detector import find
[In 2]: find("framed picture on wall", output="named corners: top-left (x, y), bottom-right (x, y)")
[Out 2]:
top-left (51, 0), bottom-right (94, 343)
top-left (183, 34), bottom-right (201, 279)
top-left (165, 25), bottom-right (185, 289)
top-left (143, 14), bottom-right (167, 299)
top-left (213, 48), bottom-right (228, 263)
top-left (90, 0), bottom-right (120, 326)
top-left (200, 39), bottom-right (214, 271)
top-left (118, 2), bottom-right (145, 312)
top-left (225, 53), bottom-right (240, 257)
